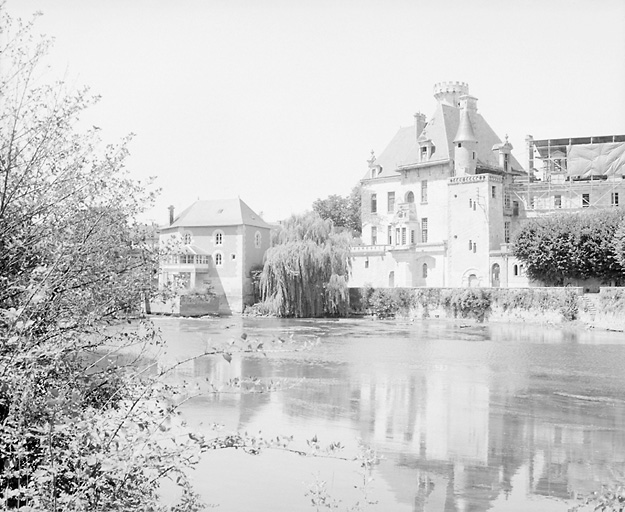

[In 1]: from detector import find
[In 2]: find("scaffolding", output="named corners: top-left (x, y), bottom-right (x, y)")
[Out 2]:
top-left (512, 135), bottom-right (625, 214)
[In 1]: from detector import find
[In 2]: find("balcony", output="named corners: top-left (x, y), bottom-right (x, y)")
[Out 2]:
top-left (160, 254), bottom-right (211, 272)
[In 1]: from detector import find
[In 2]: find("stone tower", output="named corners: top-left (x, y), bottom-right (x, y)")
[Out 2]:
top-left (433, 81), bottom-right (469, 107)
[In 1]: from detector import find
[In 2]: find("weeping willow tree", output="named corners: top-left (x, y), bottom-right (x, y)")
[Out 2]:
top-left (260, 212), bottom-right (351, 317)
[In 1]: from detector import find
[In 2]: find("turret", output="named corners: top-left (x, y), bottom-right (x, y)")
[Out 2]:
top-left (433, 81), bottom-right (469, 107)
top-left (453, 97), bottom-right (478, 176)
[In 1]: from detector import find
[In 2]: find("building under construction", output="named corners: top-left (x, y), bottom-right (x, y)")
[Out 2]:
top-left (511, 135), bottom-right (625, 218)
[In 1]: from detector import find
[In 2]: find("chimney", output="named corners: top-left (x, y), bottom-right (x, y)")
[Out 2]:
top-left (168, 205), bottom-right (175, 225)
top-left (414, 112), bottom-right (426, 139)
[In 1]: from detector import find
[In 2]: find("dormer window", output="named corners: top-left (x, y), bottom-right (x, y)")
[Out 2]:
top-left (418, 138), bottom-right (435, 162)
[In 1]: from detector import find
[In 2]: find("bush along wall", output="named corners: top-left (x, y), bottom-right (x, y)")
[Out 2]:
top-left (349, 287), bottom-right (587, 324)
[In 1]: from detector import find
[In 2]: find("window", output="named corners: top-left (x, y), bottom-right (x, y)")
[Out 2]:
top-left (254, 231), bottom-right (262, 248)
top-left (582, 193), bottom-right (590, 208)
top-left (421, 180), bottom-right (428, 203)
top-left (371, 193), bottom-right (377, 213)
top-left (231, 254), bottom-right (236, 260)
top-left (388, 225), bottom-right (392, 245)
top-left (554, 195), bottom-right (562, 208)
top-left (395, 228), bottom-right (400, 245)
top-left (469, 239), bottom-right (472, 250)
top-left (472, 151), bottom-right (476, 160)
top-left (503, 153), bottom-right (509, 173)
top-left (530, 196), bottom-right (536, 209)
top-left (504, 191), bottom-right (511, 209)
top-left (457, 143), bottom-right (462, 148)
top-left (492, 264), bottom-right (500, 285)
top-left (491, 186), bottom-right (496, 199)
top-left (420, 146), bottom-right (428, 161)
top-left (406, 191), bottom-right (415, 203)
top-left (504, 221), bottom-right (510, 244)
top-left (469, 198), bottom-right (473, 208)
top-left (401, 227), bottom-right (406, 245)
top-left (513, 264), bottom-right (518, 276)
top-left (214, 230), bottom-right (224, 246)
top-left (421, 218), bottom-right (428, 243)
top-left (197, 255), bottom-right (210, 264)
top-left (473, 242), bottom-right (477, 253)
top-left (365, 259), bottom-right (369, 268)
top-left (612, 192), bottom-right (619, 207)
top-left (183, 232), bottom-right (192, 245)
top-left (512, 201), bottom-right (519, 216)
top-left (387, 192), bottom-right (395, 213)
top-left (371, 226), bottom-right (377, 245)
top-left (214, 252), bottom-right (223, 266)
top-left (410, 230), bottom-right (415, 244)
top-left (422, 263), bottom-right (428, 278)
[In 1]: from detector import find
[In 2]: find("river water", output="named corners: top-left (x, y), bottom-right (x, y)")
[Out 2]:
top-left (151, 317), bottom-right (625, 511)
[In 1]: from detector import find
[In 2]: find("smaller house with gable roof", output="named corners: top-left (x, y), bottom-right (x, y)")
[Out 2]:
top-left (156, 198), bottom-right (271, 315)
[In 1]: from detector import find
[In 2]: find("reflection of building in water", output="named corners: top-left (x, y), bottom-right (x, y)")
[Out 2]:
top-left (355, 364), bottom-right (489, 464)
top-left (351, 355), bottom-right (625, 511)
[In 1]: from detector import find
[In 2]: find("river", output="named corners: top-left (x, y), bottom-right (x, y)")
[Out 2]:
top-left (150, 317), bottom-right (625, 511)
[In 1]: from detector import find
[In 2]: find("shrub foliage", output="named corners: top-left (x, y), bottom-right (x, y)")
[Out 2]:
top-left (512, 209), bottom-right (625, 285)
top-left (0, 10), bottom-right (205, 510)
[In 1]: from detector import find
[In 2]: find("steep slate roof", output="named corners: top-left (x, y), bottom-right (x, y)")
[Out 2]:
top-left (364, 126), bottom-right (415, 179)
top-left (365, 100), bottom-right (523, 177)
top-left (163, 198), bottom-right (271, 230)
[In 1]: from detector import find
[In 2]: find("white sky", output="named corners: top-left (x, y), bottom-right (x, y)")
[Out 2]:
top-left (7, 0), bottom-right (625, 224)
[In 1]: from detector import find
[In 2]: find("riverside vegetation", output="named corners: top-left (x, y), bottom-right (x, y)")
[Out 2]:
top-left (349, 287), bottom-right (584, 323)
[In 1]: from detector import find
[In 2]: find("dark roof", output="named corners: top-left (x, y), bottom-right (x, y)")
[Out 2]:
top-left (365, 101), bottom-right (524, 177)
top-left (162, 198), bottom-right (271, 230)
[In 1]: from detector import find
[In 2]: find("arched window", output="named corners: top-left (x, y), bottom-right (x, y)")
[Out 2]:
top-left (213, 230), bottom-right (224, 246)
top-left (406, 191), bottom-right (414, 203)
top-left (182, 232), bottom-right (192, 245)
top-left (468, 274), bottom-right (478, 287)
top-left (254, 231), bottom-right (262, 248)
top-left (422, 263), bottom-right (428, 278)
top-left (214, 252), bottom-right (223, 267)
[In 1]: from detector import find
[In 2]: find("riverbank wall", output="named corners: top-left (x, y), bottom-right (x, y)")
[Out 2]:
top-left (349, 286), bottom-right (625, 331)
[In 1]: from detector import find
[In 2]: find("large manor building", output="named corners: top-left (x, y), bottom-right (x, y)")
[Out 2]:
top-left (350, 82), bottom-right (625, 289)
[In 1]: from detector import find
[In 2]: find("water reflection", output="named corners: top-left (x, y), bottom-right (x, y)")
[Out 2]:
top-left (155, 318), bottom-right (625, 511)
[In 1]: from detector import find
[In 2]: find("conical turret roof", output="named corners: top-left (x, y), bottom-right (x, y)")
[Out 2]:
top-left (454, 108), bottom-right (477, 143)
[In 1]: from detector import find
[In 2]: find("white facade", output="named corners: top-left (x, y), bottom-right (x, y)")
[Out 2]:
top-left (351, 82), bottom-right (625, 289)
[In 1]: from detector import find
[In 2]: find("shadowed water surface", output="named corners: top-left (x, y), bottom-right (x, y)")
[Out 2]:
top-left (153, 317), bottom-right (625, 511)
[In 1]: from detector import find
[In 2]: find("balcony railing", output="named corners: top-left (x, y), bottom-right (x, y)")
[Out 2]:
top-left (161, 255), bottom-right (211, 265)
